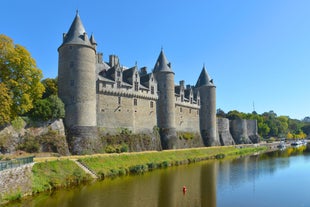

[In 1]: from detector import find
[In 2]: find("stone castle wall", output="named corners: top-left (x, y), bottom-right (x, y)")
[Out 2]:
top-left (217, 118), bottom-right (235, 145)
top-left (230, 119), bottom-right (260, 144)
top-left (175, 103), bottom-right (200, 132)
top-left (97, 91), bottom-right (158, 133)
top-left (133, 97), bottom-right (157, 133)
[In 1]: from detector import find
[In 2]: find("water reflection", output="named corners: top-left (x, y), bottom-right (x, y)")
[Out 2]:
top-left (7, 144), bottom-right (310, 207)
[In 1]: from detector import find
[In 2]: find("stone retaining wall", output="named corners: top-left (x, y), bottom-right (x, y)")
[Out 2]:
top-left (0, 163), bottom-right (34, 201)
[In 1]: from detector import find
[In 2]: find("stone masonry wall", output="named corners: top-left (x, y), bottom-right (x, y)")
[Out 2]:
top-left (0, 164), bottom-right (34, 201)
top-left (97, 93), bottom-right (157, 134)
top-left (229, 119), bottom-right (260, 144)
top-left (133, 98), bottom-right (157, 133)
top-left (97, 94), bottom-right (134, 132)
top-left (217, 118), bottom-right (235, 146)
top-left (175, 104), bottom-right (200, 133)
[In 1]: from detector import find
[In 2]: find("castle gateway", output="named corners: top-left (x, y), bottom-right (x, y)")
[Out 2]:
top-left (59, 13), bottom-right (254, 154)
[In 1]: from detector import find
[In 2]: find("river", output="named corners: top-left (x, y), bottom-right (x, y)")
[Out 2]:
top-left (7, 144), bottom-right (310, 207)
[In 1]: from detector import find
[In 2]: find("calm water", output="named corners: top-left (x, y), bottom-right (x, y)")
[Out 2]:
top-left (8, 144), bottom-right (310, 207)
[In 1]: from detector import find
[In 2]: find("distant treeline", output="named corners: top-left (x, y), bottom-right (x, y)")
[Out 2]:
top-left (217, 109), bottom-right (310, 139)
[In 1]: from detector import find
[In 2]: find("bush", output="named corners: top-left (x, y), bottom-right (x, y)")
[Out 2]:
top-left (178, 132), bottom-right (195, 140)
top-left (18, 135), bottom-right (39, 153)
top-left (129, 164), bottom-right (148, 174)
top-left (11, 117), bottom-right (25, 131)
top-left (105, 143), bottom-right (129, 153)
top-left (215, 153), bottom-right (225, 159)
top-left (29, 95), bottom-right (64, 121)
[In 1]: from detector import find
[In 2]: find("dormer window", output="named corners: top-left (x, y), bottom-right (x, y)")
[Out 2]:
top-left (134, 82), bottom-right (139, 91)
top-left (117, 71), bottom-right (121, 77)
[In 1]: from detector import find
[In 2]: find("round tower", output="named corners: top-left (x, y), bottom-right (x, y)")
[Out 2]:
top-left (195, 66), bottom-right (219, 146)
top-left (58, 12), bottom-right (101, 154)
top-left (153, 50), bottom-right (178, 149)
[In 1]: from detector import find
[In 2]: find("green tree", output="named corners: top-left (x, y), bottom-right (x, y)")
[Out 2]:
top-left (41, 78), bottom-right (58, 99)
top-left (301, 124), bottom-right (310, 135)
top-left (277, 116), bottom-right (289, 137)
top-left (226, 110), bottom-right (246, 120)
top-left (0, 34), bottom-right (44, 120)
top-left (216, 108), bottom-right (226, 118)
top-left (0, 83), bottom-right (12, 124)
top-left (29, 95), bottom-right (64, 121)
top-left (258, 122), bottom-right (270, 137)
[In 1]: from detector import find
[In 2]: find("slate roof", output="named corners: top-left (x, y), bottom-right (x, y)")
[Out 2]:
top-left (195, 65), bottom-right (214, 87)
top-left (61, 12), bottom-right (92, 46)
top-left (153, 50), bottom-right (173, 73)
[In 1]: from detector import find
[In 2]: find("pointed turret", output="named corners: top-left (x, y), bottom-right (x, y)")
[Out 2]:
top-left (153, 49), bottom-right (173, 73)
top-left (195, 65), bottom-right (214, 87)
top-left (61, 12), bottom-right (93, 47)
top-left (58, 13), bottom-right (100, 154)
top-left (90, 34), bottom-right (97, 46)
top-left (153, 49), bottom-right (178, 149)
top-left (196, 65), bottom-right (219, 146)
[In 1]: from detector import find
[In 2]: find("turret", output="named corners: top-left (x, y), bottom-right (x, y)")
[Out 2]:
top-left (195, 65), bottom-right (219, 146)
top-left (153, 49), bottom-right (178, 149)
top-left (58, 12), bottom-right (101, 154)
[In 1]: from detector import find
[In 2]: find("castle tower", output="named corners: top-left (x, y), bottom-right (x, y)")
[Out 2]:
top-left (58, 12), bottom-right (101, 154)
top-left (153, 50), bottom-right (178, 149)
top-left (195, 66), bottom-right (219, 146)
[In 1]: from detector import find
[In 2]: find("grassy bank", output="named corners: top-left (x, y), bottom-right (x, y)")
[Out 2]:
top-left (32, 159), bottom-right (93, 194)
top-left (79, 146), bottom-right (267, 179)
top-left (0, 145), bottom-right (267, 205)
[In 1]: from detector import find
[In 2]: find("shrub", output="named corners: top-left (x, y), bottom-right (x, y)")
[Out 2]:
top-left (215, 153), bottom-right (225, 159)
top-left (105, 143), bottom-right (129, 153)
top-left (11, 117), bottom-right (25, 131)
top-left (18, 135), bottom-right (39, 153)
top-left (129, 164), bottom-right (148, 174)
top-left (178, 132), bottom-right (195, 140)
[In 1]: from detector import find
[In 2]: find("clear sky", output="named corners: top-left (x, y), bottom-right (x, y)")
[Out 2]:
top-left (1, 0), bottom-right (309, 119)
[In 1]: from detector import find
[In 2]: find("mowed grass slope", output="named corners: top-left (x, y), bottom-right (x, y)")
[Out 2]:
top-left (79, 146), bottom-right (266, 179)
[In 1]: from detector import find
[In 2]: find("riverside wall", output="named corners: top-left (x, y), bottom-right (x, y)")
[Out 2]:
top-left (230, 119), bottom-right (260, 144)
top-left (217, 118), bottom-right (235, 145)
top-left (0, 164), bottom-right (34, 202)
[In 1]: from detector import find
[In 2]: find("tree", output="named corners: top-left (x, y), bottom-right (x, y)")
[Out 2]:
top-left (29, 95), bottom-right (64, 121)
top-left (216, 108), bottom-right (226, 118)
top-left (0, 83), bottom-right (12, 125)
top-left (301, 124), bottom-right (310, 135)
top-left (41, 78), bottom-right (58, 99)
top-left (0, 34), bottom-right (44, 121)
top-left (258, 122), bottom-right (270, 137)
top-left (226, 110), bottom-right (246, 120)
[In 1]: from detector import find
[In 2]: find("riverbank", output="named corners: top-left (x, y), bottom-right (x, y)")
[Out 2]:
top-left (0, 145), bottom-right (267, 205)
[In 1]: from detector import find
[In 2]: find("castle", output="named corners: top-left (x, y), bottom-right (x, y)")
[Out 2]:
top-left (58, 13), bottom-right (259, 154)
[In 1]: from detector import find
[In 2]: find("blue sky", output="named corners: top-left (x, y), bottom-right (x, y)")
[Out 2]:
top-left (1, 0), bottom-right (310, 119)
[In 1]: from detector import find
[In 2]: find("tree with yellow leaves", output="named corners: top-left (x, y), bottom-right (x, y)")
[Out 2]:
top-left (0, 34), bottom-right (44, 124)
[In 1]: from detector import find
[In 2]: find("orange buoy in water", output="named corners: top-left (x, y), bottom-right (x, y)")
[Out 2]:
top-left (183, 186), bottom-right (187, 194)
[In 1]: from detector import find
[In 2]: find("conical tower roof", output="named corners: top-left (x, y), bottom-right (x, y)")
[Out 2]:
top-left (195, 65), bottom-right (214, 87)
top-left (153, 49), bottom-right (173, 73)
top-left (61, 12), bottom-right (91, 46)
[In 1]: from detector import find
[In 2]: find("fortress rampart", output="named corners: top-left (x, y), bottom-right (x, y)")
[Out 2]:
top-left (58, 13), bottom-right (259, 154)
